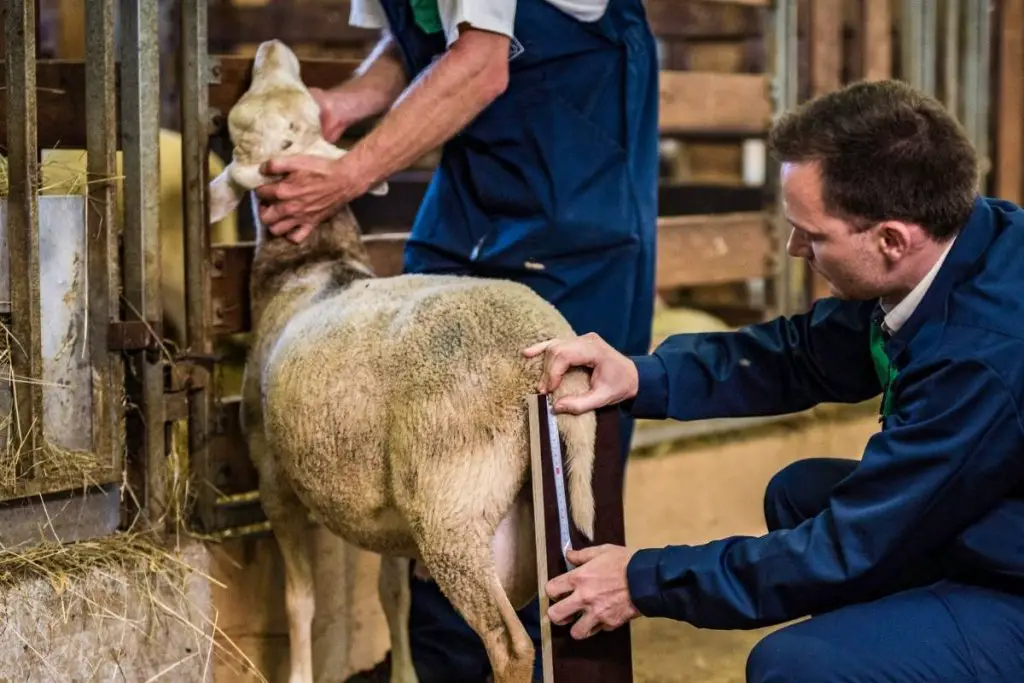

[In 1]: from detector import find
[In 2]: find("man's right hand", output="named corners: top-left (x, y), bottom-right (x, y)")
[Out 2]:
top-left (523, 332), bottom-right (640, 414)
top-left (309, 87), bottom-right (354, 142)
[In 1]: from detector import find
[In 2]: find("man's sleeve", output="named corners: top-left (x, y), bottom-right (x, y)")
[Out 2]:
top-left (349, 0), bottom-right (389, 29)
top-left (626, 297), bottom-right (883, 422)
top-left (625, 357), bottom-right (1024, 629)
top-left (437, 1), bottom-right (517, 46)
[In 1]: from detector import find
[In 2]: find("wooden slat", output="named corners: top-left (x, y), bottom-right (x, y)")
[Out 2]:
top-left (810, 0), bottom-right (843, 95)
top-left (207, 1), bottom-right (376, 49)
top-left (659, 71), bottom-right (771, 135)
top-left (206, 0), bottom-right (765, 44)
top-left (807, 0), bottom-right (842, 302)
top-left (995, 0), bottom-right (1024, 203)
top-left (3, 60), bottom-right (774, 149)
top-left (655, 212), bottom-right (773, 289)
top-left (861, 0), bottom-right (892, 81)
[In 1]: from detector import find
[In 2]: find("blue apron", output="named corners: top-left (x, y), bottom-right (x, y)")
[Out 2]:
top-left (370, 2), bottom-right (660, 679)
top-left (379, 0), bottom-right (658, 371)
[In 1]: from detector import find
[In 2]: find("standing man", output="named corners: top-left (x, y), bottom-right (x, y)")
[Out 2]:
top-left (254, 1), bottom-right (660, 681)
top-left (525, 80), bottom-right (1024, 682)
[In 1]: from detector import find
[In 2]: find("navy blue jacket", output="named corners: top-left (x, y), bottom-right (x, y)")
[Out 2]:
top-left (625, 196), bottom-right (1024, 628)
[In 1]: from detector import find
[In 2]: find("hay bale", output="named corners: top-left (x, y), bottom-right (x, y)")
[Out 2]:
top-left (0, 533), bottom-right (262, 682)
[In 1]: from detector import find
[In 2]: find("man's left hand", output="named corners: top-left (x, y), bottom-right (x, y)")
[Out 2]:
top-left (545, 544), bottom-right (640, 640)
top-left (255, 154), bottom-right (361, 244)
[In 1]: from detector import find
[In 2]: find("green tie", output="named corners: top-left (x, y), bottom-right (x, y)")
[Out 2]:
top-left (409, 0), bottom-right (443, 34)
top-left (869, 319), bottom-right (895, 419)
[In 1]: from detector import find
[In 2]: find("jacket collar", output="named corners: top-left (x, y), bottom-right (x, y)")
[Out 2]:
top-left (883, 195), bottom-right (995, 362)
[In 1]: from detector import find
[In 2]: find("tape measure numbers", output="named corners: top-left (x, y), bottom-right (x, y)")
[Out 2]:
top-left (545, 396), bottom-right (576, 570)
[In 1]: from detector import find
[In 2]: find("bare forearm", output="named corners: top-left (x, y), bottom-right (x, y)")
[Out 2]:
top-left (330, 33), bottom-right (410, 126)
top-left (340, 28), bottom-right (510, 193)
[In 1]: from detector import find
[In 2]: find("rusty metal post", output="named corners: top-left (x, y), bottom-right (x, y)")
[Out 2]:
top-left (767, 0), bottom-right (800, 317)
top-left (85, 0), bottom-right (122, 486)
top-left (179, 0), bottom-right (216, 533)
top-left (961, 0), bottom-right (992, 187)
top-left (4, 0), bottom-right (43, 477)
top-left (120, 0), bottom-right (166, 529)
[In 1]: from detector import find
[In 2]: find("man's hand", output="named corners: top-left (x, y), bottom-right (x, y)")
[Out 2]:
top-left (546, 545), bottom-right (640, 640)
top-left (254, 155), bottom-right (366, 244)
top-left (308, 87), bottom-right (354, 142)
top-left (523, 332), bottom-right (639, 414)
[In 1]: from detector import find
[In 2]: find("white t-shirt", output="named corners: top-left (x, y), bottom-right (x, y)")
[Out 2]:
top-left (350, 0), bottom-right (611, 46)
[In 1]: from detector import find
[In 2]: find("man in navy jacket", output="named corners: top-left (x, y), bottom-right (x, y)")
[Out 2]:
top-left (526, 79), bottom-right (1024, 681)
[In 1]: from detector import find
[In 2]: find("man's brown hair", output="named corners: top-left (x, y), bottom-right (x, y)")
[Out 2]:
top-left (767, 79), bottom-right (979, 240)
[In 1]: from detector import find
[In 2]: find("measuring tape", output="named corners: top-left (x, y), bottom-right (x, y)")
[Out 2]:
top-left (545, 396), bottom-right (576, 570)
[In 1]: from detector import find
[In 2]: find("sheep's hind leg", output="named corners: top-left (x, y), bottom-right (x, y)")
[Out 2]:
top-left (379, 555), bottom-right (418, 683)
top-left (414, 523), bottom-right (534, 683)
top-left (254, 441), bottom-right (315, 683)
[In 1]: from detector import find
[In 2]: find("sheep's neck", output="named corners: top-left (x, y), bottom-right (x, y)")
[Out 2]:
top-left (250, 207), bottom-right (372, 328)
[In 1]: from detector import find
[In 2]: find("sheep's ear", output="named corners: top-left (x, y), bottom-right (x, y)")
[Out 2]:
top-left (208, 164), bottom-right (244, 224)
top-left (368, 181), bottom-right (389, 196)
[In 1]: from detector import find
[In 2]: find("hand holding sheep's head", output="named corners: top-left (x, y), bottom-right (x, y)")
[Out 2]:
top-left (208, 40), bottom-right (388, 225)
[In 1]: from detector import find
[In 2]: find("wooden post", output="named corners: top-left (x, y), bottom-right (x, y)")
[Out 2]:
top-left (862, 0), bottom-right (893, 81)
top-left (529, 396), bottom-right (633, 683)
top-left (995, 0), bottom-right (1023, 203)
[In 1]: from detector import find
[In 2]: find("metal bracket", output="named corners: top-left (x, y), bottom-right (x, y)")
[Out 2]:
top-left (208, 55), bottom-right (222, 84)
top-left (163, 390), bottom-right (190, 423)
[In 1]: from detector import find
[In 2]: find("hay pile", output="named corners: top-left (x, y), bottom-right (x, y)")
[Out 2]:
top-left (0, 532), bottom-right (265, 681)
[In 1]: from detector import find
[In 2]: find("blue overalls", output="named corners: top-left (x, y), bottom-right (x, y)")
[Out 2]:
top-left (371, 1), bottom-right (659, 680)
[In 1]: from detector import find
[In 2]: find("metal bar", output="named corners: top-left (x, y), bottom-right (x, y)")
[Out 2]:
top-left (5, 0), bottom-right (43, 478)
top-left (902, 0), bottom-right (938, 95)
top-left (768, 0), bottom-right (800, 317)
top-left (85, 0), bottom-right (121, 487)
top-left (922, 0), bottom-right (938, 96)
top-left (179, 0), bottom-right (216, 533)
top-left (119, 0), bottom-right (166, 530)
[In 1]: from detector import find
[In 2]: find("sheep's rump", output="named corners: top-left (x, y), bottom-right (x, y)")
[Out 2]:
top-left (258, 273), bottom-right (578, 549)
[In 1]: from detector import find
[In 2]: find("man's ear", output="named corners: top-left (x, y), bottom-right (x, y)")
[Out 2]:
top-left (209, 163), bottom-right (244, 223)
top-left (877, 220), bottom-right (914, 262)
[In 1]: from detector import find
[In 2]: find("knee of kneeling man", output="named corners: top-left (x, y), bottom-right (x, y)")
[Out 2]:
top-left (746, 628), bottom-right (839, 683)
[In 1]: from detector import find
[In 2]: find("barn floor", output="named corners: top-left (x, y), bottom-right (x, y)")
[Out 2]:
top-left (621, 408), bottom-right (877, 683)
top-left (632, 619), bottom-right (772, 683)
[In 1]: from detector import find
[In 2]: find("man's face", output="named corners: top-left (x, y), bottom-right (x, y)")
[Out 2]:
top-left (781, 162), bottom-right (887, 300)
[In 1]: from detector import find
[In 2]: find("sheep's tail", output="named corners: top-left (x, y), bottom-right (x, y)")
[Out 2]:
top-left (550, 368), bottom-right (597, 541)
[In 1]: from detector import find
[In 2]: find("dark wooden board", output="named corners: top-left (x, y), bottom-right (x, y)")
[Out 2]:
top-left (529, 395), bottom-right (632, 683)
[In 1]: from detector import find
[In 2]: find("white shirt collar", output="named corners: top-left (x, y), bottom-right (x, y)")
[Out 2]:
top-left (880, 235), bottom-right (957, 333)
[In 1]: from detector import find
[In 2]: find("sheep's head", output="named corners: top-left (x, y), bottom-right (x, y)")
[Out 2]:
top-left (208, 39), bottom-right (388, 224)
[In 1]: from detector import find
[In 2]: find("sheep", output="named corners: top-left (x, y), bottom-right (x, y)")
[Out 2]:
top-left (207, 39), bottom-right (598, 683)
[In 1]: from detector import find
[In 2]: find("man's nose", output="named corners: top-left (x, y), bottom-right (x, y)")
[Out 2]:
top-left (787, 229), bottom-right (810, 259)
